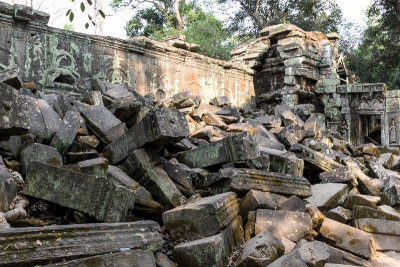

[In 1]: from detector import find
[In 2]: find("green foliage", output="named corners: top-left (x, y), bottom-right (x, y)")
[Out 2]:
top-left (346, 1), bottom-right (400, 89)
top-left (63, 24), bottom-right (75, 31)
top-left (216, 0), bottom-right (345, 37)
top-left (116, 1), bottom-right (238, 60)
top-left (67, 0), bottom-right (105, 28)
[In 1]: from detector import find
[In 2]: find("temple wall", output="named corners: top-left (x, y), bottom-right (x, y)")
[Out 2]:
top-left (0, 3), bottom-right (255, 106)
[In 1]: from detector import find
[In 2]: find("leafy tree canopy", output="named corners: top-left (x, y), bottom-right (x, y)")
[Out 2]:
top-left (346, 0), bottom-right (400, 89)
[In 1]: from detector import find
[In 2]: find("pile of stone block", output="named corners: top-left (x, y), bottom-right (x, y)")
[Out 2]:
top-left (1, 70), bottom-right (400, 266)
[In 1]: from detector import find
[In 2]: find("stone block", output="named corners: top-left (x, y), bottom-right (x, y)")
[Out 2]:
top-left (279, 196), bottom-right (307, 212)
top-left (124, 148), bottom-right (183, 208)
top-left (0, 221), bottom-right (162, 266)
top-left (201, 111), bottom-right (228, 130)
top-left (255, 209), bottom-right (312, 242)
top-left (320, 218), bottom-right (372, 259)
top-left (269, 152), bottom-right (304, 176)
top-left (19, 143), bottom-right (63, 176)
top-left (49, 250), bottom-right (157, 267)
top-left (162, 160), bottom-right (196, 197)
top-left (209, 168), bottom-right (312, 197)
top-left (104, 108), bottom-right (189, 164)
top-left (237, 230), bottom-right (284, 266)
top-left (343, 194), bottom-right (380, 209)
top-left (326, 206), bottom-right (352, 224)
top-left (0, 67), bottom-right (21, 89)
top-left (172, 216), bottom-right (243, 267)
top-left (50, 111), bottom-right (82, 154)
top-left (81, 105), bottom-right (126, 145)
top-left (107, 165), bottom-right (140, 190)
top-left (352, 205), bottom-right (400, 221)
top-left (163, 192), bottom-right (238, 241)
top-left (291, 144), bottom-right (344, 172)
top-left (76, 157), bottom-right (109, 177)
top-left (305, 183), bottom-right (348, 212)
top-left (319, 167), bottom-right (356, 186)
top-left (0, 164), bottom-right (17, 212)
top-left (0, 134), bottom-right (34, 157)
top-left (278, 124), bottom-right (305, 146)
top-left (239, 190), bottom-right (287, 220)
top-left (23, 162), bottom-right (135, 222)
top-left (355, 218), bottom-right (400, 251)
top-left (210, 96), bottom-right (231, 107)
top-left (177, 132), bottom-right (259, 168)
top-left (0, 83), bottom-right (29, 137)
top-left (380, 185), bottom-right (400, 206)
top-left (280, 110), bottom-right (304, 127)
top-left (289, 240), bottom-right (330, 267)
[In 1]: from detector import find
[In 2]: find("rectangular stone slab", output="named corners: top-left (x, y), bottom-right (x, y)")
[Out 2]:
top-left (320, 218), bottom-right (372, 259)
top-left (290, 144), bottom-right (344, 171)
top-left (255, 209), bottom-right (312, 242)
top-left (0, 221), bottom-right (162, 266)
top-left (163, 192), bottom-right (239, 241)
top-left (124, 148), bottom-right (183, 208)
top-left (355, 218), bottom-right (400, 235)
top-left (47, 250), bottom-right (157, 267)
top-left (23, 162), bottom-right (135, 222)
top-left (50, 111), bottom-right (82, 154)
top-left (104, 108), bottom-right (189, 164)
top-left (172, 215), bottom-right (243, 267)
top-left (211, 168), bottom-right (312, 198)
top-left (0, 83), bottom-right (29, 137)
top-left (304, 183), bottom-right (348, 212)
top-left (177, 132), bottom-right (260, 168)
top-left (81, 105), bottom-right (126, 145)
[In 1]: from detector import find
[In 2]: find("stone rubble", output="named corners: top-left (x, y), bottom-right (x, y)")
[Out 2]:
top-left (0, 12), bottom-right (399, 266)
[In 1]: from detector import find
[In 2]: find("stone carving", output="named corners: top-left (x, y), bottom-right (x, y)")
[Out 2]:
top-left (389, 119), bottom-right (398, 144)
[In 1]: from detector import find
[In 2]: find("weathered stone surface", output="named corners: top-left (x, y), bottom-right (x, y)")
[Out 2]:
top-left (0, 134), bottom-right (34, 158)
top-left (173, 215), bottom-right (243, 267)
top-left (343, 158), bottom-right (381, 196)
top-left (279, 196), bottom-right (307, 212)
top-left (306, 204), bottom-right (326, 229)
top-left (23, 162), bottom-right (135, 222)
top-left (107, 165), bottom-right (140, 189)
top-left (255, 209), bottom-right (312, 242)
top-left (124, 148), bottom-right (183, 208)
top-left (239, 190), bottom-right (287, 220)
top-left (291, 144), bottom-right (344, 171)
top-left (210, 96), bottom-right (231, 107)
top-left (355, 218), bottom-right (400, 251)
top-left (48, 250), bottom-right (157, 267)
top-left (278, 124), bottom-right (305, 146)
top-left (0, 67), bottom-right (21, 89)
top-left (163, 192), bottom-right (238, 241)
top-left (81, 105), bottom-right (126, 145)
top-left (237, 230), bottom-right (285, 266)
top-left (19, 143), bottom-right (63, 176)
top-left (105, 108), bottom-right (189, 164)
top-left (162, 160), bottom-right (196, 197)
top-left (319, 218), bottom-right (372, 259)
top-left (177, 132), bottom-right (259, 168)
top-left (380, 185), bottom-right (400, 206)
top-left (353, 205), bottom-right (400, 221)
top-left (305, 183), bottom-right (348, 212)
top-left (210, 168), bottom-right (312, 197)
top-left (343, 194), bottom-right (380, 209)
top-left (303, 113), bottom-right (325, 137)
top-left (50, 111), bottom-right (82, 154)
top-left (289, 240), bottom-right (330, 267)
top-left (155, 252), bottom-right (177, 267)
top-left (280, 110), bottom-right (305, 127)
top-left (0, 164), bottom-right (17, 212)
top-left (326, 245), bottom-right (372, 266)
top-left (326, 206), bottom-right (352, 224)
top-left (25, 96), bottom-right (62, 142)
top-left (76, 157), bottom-right (109, 177)
top-left (319, 167), bottom-right (357, 186)
top-left (0, 221), bottom-right (162, 266)
top-left (269, 152), bottom-right (304, 176)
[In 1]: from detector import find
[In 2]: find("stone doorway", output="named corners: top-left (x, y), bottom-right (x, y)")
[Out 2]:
top-left (359, 113), bottom-right (382, 146)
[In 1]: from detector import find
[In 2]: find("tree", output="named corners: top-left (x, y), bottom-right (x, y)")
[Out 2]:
top-left (114, 1), bottom-right (237, 60)
top-left (346, 0), bottom-right (400, 89)
top-left (216, 0), bottom-right (345, 37)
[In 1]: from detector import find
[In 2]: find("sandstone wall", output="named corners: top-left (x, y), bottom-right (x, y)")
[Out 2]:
top-left (0, 3), bottom-right (254, 106)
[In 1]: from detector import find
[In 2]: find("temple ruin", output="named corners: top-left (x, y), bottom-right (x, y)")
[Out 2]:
top-left (2, 4), bottom-right (400, 266)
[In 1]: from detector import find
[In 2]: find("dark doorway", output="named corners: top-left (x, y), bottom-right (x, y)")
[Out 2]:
top-left (359, 114), bottom-right (381, 145)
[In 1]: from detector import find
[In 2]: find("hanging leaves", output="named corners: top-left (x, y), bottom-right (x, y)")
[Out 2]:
top-left (80, 2), bottom-right (85, 12)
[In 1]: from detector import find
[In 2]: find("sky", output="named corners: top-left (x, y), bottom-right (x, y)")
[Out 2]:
top-left (1, 0), bottom-right (372, 39)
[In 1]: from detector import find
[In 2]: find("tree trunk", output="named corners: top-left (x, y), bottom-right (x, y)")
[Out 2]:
top-left (94, 0), bottom-right (104, 36)
top-left (174, 0), bottom-right (183, 31)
